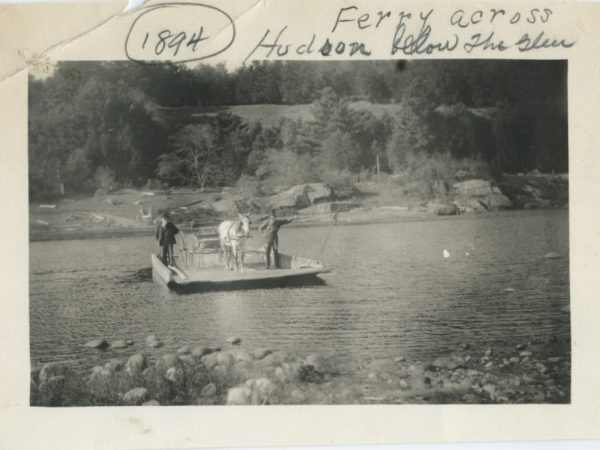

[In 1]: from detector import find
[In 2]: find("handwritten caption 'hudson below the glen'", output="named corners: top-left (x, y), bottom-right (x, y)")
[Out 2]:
top-left (125, 4), bottom-right (577, 64)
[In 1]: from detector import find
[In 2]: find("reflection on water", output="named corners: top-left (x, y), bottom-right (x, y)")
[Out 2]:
top-left (30, 210), bottom-right (569, 372)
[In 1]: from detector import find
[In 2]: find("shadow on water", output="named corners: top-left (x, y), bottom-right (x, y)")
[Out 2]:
top-left (116, 267), bottom-right (153, 284)
top-left (171, 275), bottom-right (328, 295)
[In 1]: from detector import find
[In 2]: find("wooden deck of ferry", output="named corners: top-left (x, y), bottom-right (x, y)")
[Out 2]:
top-left (151, 240), bottom-right (331, 292)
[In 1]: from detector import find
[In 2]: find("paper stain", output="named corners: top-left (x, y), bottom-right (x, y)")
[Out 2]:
top-left (2, 6), bottom-right (121, 83)
top-left (129, 417), bottom-right (152, 435)
top-left (17, 50), bottom-right (51, 77)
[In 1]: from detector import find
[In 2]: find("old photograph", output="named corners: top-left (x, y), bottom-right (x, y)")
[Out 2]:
top-left (28, 59), bottom-right (570, 407)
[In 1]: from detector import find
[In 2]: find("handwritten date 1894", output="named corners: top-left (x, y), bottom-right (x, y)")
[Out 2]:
top-left (143, 28), bottom-right (209, 57)
top-left (125, 3), bottom-right (235, 64)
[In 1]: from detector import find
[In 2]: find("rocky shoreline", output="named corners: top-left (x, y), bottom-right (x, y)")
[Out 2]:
top-left (31, 334), bottom-right (570, 406)
top-left (29, 173), bottom-right (568, 242)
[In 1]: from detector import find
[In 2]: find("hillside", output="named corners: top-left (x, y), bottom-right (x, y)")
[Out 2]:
top-left (156, 102), bottom-right (403, 128)
top-left (29, 61), bottom-right (568, 204)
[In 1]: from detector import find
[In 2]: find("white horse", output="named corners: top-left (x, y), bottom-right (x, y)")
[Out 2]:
top-left (217, 213), bottom-right (251, 272)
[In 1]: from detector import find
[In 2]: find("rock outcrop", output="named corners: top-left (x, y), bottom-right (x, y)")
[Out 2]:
top-left (453, 179), bottom-right (513, 212)
top-left (266, 185), bottom-right (313, 212)
top-left (497, 173), bottom-right (568, 209)
top-left (212, 183), bottom-right (336, 215)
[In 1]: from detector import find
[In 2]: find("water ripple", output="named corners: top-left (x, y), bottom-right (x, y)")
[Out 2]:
top-left (30, 210), bottom-right (570, 370)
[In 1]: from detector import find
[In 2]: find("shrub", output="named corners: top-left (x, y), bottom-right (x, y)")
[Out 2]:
top-left (94, 166), bottom-right (117, 192)
top-left (390, 149), bottom-right (491, 196)
top-left (234, 174), bottom-right (262, 197)
top-left (144, 178), bottom-right (166, 190)
top-left (65, 147), bottom-right (94, 192)
top-left (319, 130), bottom-right (366, 173)
top-left (256, 149), bottom-right (318, 194)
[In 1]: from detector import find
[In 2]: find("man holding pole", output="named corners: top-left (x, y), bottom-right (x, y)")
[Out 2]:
top-left (259, 209), bottom-right (297, 269)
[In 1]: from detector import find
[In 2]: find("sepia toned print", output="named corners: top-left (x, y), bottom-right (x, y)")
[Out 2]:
top-left (3, 0), bottom-right (600, 447)
top-left (29, 59), bottom-right (569, 406)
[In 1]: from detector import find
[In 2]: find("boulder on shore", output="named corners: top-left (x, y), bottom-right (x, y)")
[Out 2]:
top-left (266, 185), bottom-right (312, 211)
top-left (454, 179), bottom-right (497, 197)
top-left (231, 349), bottom-right (253, 363)
top-left (226, 386), bottom-right (251, 405)
top-left (123, 387), bottom-right (149, 405)
top-left (156, 353), bottom-right (184, 383)
top-left (433, 203), bottom-right (459, 216)
top-left (479, 194), bottom-right (513, 211)
top-left (453, 180), bottom-right (513, 212)
top-left (126, 354), bottom-right (147, 376)
top-left (39, 363), bottom-right (68, 384)
top-left (192, 346), bottom-right (216, 359)
top-left (252, 348), bottom-right (273, 360)
top-left (226, 378), bottom-right (276, 405)
top-left (226, 336), bottom-right (242, 345)
top-left (200, 352), bottom-right (219, 369)
top-left (85, 339), bottom-right (109, 349)
top-left (216, 351), bottom-right (235, 367)
top-left (212, 197), bottom-right (257, 215)
top-left (110, 340), bottom-right (129, 349)
top-left (498, 173), bottom-right (568, 209)
top-left (145, 335), bottom-right (163, 348)
top-left (305, 183), bottom-right (332, 204)
top-left (104, 359), bottom-right (123, 373)
top-left (263, 183), bottom-right (335, 213)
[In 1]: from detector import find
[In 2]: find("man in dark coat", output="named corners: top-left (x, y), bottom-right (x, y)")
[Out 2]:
top-left (259, 210), bottom-right (297, 269)
top-left (156, 213), bottom-right (179, 265)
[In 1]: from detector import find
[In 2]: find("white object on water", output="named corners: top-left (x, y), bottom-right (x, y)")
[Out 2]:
top-left (465, 252), bottom-right (470, 256)
top-left (544, 252), bottom-right (562, 259)
top-left (443, 249), bottom-right (450, 258)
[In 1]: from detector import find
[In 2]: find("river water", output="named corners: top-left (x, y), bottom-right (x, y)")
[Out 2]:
top-left (30, 210), bottom-right (570, 372)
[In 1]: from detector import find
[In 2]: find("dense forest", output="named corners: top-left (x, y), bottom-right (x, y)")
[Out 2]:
top-left (29, 60), bottom-right (568, 200)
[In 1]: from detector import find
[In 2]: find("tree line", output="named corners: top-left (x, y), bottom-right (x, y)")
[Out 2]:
top-left (29, 60), bottom-right (568, 200)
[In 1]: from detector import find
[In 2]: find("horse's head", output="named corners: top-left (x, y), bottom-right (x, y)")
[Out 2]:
top-left (237, 213), bottom-right (251, 238)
